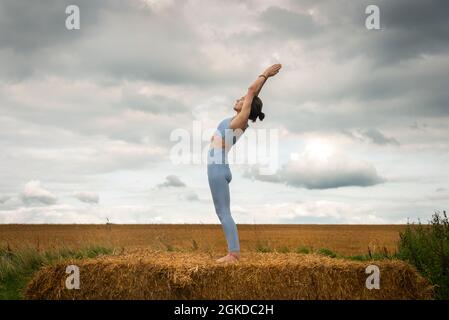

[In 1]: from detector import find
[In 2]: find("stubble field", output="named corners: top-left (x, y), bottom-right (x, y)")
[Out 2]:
top-left (0, 224), bottom-right (406, 256)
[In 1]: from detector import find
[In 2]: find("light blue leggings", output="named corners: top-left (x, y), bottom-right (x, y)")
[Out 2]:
top-left (207, 162), bottom-right (240, 253)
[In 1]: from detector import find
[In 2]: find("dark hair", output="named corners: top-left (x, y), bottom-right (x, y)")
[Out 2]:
top-left (248, 96), bottom-right (264, 122)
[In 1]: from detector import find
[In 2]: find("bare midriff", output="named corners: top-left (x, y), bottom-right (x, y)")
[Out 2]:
top-left (209, 134), bottom-right (232, 151)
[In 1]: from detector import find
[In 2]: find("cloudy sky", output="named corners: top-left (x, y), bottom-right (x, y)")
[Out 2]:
top-left (1, 0), bottom-right (448, 224)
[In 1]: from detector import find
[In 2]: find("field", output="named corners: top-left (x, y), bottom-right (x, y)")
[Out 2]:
top-left (0, 224), bottom-right (433, 300)
top-left (0, 224), bottom-right (406, 256)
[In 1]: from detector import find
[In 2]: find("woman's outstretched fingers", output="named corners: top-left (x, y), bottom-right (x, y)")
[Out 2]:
top-left (265, 63), bottom-right (282, 77)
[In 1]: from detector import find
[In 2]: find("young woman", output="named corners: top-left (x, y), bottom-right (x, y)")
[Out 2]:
top-left (207, 63), bottom-right (282, 263)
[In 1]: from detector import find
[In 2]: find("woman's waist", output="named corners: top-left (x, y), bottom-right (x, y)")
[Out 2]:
top-left (207, 162), bottom-right (230, 170)
top-left (207, 148), bottom-right (230, 165)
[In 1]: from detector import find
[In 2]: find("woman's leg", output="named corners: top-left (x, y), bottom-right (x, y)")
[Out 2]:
top-left (208, 164), bottom-right (240, 253)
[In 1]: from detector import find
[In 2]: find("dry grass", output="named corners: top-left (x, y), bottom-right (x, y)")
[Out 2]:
top-left (0, 224), bottom-right (406, 256)
top-left (25, 249), bottom-right (433, 300)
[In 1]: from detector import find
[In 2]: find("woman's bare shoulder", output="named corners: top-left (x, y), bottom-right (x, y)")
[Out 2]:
top-left (229, 116), bottom-right (249, 131)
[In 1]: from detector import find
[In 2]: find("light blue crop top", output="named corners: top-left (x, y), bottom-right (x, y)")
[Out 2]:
top-left (207, 117), bottom-right (249, 165)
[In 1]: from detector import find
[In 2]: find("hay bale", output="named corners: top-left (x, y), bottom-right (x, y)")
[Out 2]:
top-left (24, 251), bottom-right (433, 300)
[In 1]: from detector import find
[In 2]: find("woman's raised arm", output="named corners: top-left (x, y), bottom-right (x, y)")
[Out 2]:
top-left (230, 64), bottom-right (282, 130)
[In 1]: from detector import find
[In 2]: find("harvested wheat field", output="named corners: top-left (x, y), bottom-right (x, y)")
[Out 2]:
top-left (0, 224), bottom-right (406, 256)
top-left (25, 250), bottom-right (432, 300)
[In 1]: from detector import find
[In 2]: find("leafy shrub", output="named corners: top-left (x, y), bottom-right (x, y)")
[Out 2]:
top-left (397, 210), bottom-right (449, 300)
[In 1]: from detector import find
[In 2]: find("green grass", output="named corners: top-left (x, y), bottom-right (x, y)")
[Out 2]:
top-left (295, 246), bottom-right (311, 254)
top-left (0, 246), bottom-right (113, 300)
top-left (255, 244), bottom-right (393, 261)
top-left (297, 245), bottom-right (391, 260)
top-left (256, 246), bottom-right (272, 253)
top-left (317, 248), bottom-right (337, 258)
top-left (346, 252), bottom-right (395, 261)
top-left (276, 246), bottom-right (290, 253)
top-left (255, 245), bottom-right (272, 253)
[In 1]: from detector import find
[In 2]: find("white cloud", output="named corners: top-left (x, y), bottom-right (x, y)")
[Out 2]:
top-left (21, 180), bottom-right (57, 205)
top-left (245, 142), bottom-right (386, 189)
top-left (232, 201), bottom-right (387, 224)
top-left (0, 203), bottom-right (162, 224)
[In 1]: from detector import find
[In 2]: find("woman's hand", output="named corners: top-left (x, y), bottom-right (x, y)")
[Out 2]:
top-left (263, 63), bottom-right (282, 78)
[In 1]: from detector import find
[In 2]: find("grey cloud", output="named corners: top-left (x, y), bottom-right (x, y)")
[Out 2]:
top-left (73, 191), bottom-right (99, 204)
top-left (0, 118), bottom-right (167, 189)
top-left (2, 0), bottom-right (444, 153)
top-left (181, 191), bottom-right (200, 202)
top-left (0, 79), bottom-right (195, 146)
top-left (0, 0), bottom-right (104, 52)
top-left (0, 196), bottom-right (23, 211)
top-left (0, 195), bottom-right (10, 204)
top-left (281, 166), bottom-right (385, 189)
top-left (409, 121), bottom-right (428, 130)
top-left (275, 55), bottom-right (449, 136)
top-left (361, 129), bottom-right (399, 146)
top-left (157, 175), bottom-right (186, 188)
top-left (259, 6), bottom-right (321, 39)
top-left (297, 0), bottom-right (449, 66)
top-left (243, 168), bottom-right (282, 184)
top-left (350, 63), bottom-right (449, 117)
top-left (342, 128), bottom-right (400, 146)
top-left (1, 142), bottom-right (166, 187)
top-left (372, 0), bottom-right (449, 65)
top-left (121, 89), bottom-right (189, 114)
top-left (0, 0), bottom-right (224, 85)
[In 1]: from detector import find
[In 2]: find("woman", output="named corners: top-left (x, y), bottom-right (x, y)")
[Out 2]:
top-left (207, 63), bottom-right (282, 263)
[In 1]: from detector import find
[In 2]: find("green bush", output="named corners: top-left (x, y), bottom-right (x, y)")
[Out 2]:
top-left (397, 210), bottom-right (449, 300)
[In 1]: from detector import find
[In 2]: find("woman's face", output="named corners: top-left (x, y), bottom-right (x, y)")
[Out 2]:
top-left (233, 96), bottom-right (245, 113)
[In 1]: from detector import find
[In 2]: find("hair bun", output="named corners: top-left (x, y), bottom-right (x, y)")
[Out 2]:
top-left (258, 112), bottom-right (265, 121)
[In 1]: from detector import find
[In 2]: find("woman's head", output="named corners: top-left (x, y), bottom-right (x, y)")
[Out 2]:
top-left (233, 95), bottom-right (265, 122)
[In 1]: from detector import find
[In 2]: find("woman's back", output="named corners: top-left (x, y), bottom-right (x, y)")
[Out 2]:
top-left (207, 117), bottom-right (248, 165)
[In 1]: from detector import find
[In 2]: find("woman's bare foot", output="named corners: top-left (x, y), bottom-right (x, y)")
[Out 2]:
top-left (216, 252), bottom-right (240, 263)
